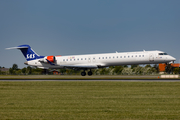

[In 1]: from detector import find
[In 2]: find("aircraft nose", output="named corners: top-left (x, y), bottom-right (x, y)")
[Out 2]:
top-left (173, 57), bottom-right (176, 61)
top-left (170, 56), bottom-right (176, 61)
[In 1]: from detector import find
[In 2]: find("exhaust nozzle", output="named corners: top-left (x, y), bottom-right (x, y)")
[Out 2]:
top-left (24, 61), bottom-right (28, 65)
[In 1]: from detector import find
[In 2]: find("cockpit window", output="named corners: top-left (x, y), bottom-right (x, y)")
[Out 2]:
top-left (159, 53), bottom-right (168, 55)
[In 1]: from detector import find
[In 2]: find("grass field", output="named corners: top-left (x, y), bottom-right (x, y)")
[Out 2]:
top-left (0, 81), bottom-right (180, 120)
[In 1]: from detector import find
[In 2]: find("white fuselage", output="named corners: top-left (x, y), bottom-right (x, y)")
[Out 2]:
top-left (26, 50), bottom-right (176, 69)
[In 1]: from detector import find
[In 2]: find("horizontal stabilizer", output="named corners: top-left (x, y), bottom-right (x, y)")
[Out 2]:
top-left (6, 46), bottom-right (29, 50)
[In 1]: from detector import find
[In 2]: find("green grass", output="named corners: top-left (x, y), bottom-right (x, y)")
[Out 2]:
top-left (0, 81), bottom-right (180, 119)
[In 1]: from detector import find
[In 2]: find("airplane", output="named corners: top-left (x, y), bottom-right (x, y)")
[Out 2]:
top-left (6, 44), bottom-right (176, 76)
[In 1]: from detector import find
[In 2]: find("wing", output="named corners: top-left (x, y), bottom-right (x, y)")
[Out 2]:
top-left (61, 64), bottom-right (106, 70)
top-left (62, 64), bottom-right (98, 69)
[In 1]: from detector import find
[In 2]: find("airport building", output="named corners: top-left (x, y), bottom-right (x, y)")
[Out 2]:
top-left (159, 63), bottom-right (180, 74)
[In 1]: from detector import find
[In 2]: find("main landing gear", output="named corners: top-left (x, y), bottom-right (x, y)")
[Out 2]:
top-left (81, 70), bottom-right (92, 76)
top-left (81, 71), bottom-right (86, 76)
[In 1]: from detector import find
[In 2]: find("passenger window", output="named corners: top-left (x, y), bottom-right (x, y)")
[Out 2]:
top-left (135, 55), bottom-right (137, 57)
top-left (99, 57), bottom-right (100, 59)
top-left (132, 55), bottom-right (133, 57)
top-left (124, 56), bottom-right (126, 58)
top-left (117, 56), bottom-right (118, 58)
top-left (66, 59), bottom-right (68, 61)
top-left (120, 56), bottom-right (122, 58)
top-left (77, 58), bottom-right (79, 60)
top-left (102, 57), bottom-right (104, 59)
top-left (109, 57), bottom-right (111, 59)
top-left (106, 57), bottom-right (107, 59)
top-left (139, 55), bottom-right (141, 57)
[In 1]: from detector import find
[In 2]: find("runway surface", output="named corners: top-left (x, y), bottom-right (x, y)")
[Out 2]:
top-left (1, 79), bottom-right (180, 82)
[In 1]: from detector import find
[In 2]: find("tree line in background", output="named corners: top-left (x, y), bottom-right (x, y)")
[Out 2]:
top-left (0, 64), bottom-right (180, 75)
top-left (0, 64), bottom-right (42, 75)
top-left (0, 63), bottom-right (179, 75)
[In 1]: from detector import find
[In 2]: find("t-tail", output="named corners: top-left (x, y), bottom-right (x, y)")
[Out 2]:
top-left (6, 44), bottom-right (45, 61)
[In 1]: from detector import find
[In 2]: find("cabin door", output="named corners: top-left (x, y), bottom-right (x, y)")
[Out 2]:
top-left (149, 53), bottom-right (154, 61)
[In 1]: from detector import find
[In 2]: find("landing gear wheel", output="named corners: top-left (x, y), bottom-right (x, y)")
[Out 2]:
top-left (88, 71), bottom-right (92, 76)
top-left (81, 72), bottom-right (86, 76)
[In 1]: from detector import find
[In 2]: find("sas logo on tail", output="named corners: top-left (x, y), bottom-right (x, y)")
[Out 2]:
top-left (27, 54), bottom-right (35, 59)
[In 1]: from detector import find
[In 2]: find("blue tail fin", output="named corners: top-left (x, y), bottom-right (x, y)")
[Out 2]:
top-left (6, 45), bottom-right (44, 61)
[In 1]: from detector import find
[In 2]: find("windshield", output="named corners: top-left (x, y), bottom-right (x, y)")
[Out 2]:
top-left (159, 53), bottom-right (168, 55)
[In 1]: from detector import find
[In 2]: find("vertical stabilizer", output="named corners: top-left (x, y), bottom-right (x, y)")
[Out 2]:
top-left (6, 45), bottom-right (44, 61)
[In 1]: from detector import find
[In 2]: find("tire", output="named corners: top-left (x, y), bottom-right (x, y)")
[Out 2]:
top-left (81, 72), bottom-right (86, 76)
top-left (88, 71), bottom-right (92, 76)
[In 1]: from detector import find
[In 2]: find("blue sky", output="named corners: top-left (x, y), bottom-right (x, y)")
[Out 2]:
top-left (0, 0), bottom-right (180, 68)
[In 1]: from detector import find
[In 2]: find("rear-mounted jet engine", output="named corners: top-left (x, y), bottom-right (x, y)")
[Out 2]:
top-left (39, 56), bottom-right (56, 64)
